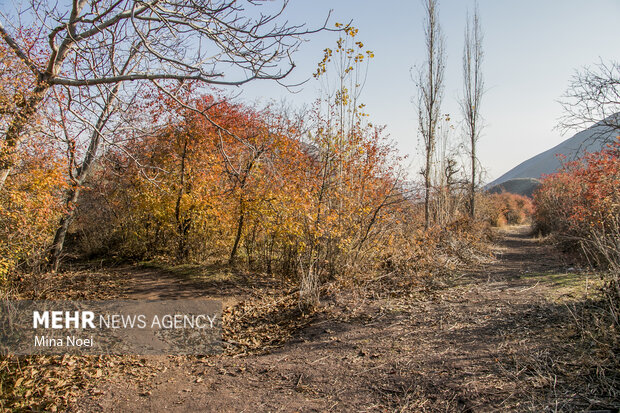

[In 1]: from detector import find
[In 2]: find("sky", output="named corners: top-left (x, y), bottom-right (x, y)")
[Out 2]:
top-left (227, 1), bottom-right (620, 182)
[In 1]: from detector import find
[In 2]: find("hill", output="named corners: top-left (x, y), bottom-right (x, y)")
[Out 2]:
top-left (487, 177), bottom-right (541, 198)
top-left (488, 115), bottom-right (619, 193)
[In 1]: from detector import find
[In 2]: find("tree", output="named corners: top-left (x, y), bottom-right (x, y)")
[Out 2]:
top-left (558, 60), bottom-right (620, 135)
top-left (431, 114), bottom-right (463, 225)
top-left (0, 0), bottom-right (330, 190)
top-left (415, 0), bottom-right (445, 229)
top-left (297, 26), bottom-right (377, 307)
top-left (1, 1), bottom-right (332, 269)
top-left (48, 56), bottom-right (139, 270)
top-left (461, 4), bottom-right (484, 219)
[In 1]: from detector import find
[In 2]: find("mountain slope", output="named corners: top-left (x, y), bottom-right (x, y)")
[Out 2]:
top-left (487, 177), bottom-right (541, 198)
top-left (488, 115), bottom-right (618, 189)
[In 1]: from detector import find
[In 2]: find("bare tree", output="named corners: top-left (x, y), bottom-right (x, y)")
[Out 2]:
top-left (431, 114), bottom-right (464, 225)
top-left (0, 0), bottom-right (330, 190)
top-left (416, 0), bottom-right (445, 229)
top-left (461, 4), bottom-right (484, 219)
top-left (46, 44), bottom-right (146, 270)
top-left (48, 85), bottom-right (122, 270)
top-left (559, 60), bottom-right (620, 132)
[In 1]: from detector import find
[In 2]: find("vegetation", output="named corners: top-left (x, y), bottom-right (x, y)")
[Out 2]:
top-left (415, 0), bottom-right (446, 229)
top-left (461, 3), bottom-right (485, 219)
top-left (534, 138), bottom-right (620, 323)
top-left (0, 0), bottom-right (618, 411)
top-left (0, 14), bottom-right (492, 304)
top-left (480, 192), bottom-right (534, 227)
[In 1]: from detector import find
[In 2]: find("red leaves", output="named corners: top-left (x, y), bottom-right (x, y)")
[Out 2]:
top-left (75, 89), bottom-right (405, 273)
top-left (534, 137), bottom-right (620, 236)
top-left (483, 193), bottom-right (534, 227)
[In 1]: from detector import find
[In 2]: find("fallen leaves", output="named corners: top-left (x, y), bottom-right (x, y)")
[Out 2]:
top-left (223, 288), bottom-right (319, 356)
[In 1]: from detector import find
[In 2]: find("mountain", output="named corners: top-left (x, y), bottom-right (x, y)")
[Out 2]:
top-left (487, 177), bottom-right (541, 198)
top-left (487, 115), bottom-right (619, 196)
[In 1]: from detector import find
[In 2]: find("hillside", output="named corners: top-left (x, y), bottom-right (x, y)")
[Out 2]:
top-left (488, 115), bottom-right (619, 190)
top-left (487, 177), bottom-right (541, 198)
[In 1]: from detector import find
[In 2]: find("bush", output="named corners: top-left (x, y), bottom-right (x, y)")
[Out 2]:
top-left (0, 142), bottom-right (66, 281)
top-left (534, 137), bottom-right (620, 327)
top-left (533, 137), bottom-right (620, 248)
top-left (478, 192), bottom-right (534, 227)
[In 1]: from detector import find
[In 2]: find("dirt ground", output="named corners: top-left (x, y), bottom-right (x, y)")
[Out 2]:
top-left (69, 226), bottom-right (618, 412)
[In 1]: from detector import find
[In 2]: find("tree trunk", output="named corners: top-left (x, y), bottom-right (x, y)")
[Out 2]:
top-left (424, 155), bottom-right (432, 229)
top-left (0, 168), bottom-right (10, 190)
top-left (229, 201), bottom-right (244, 265)
top-left (175, 137), bottom-right (189, 260)
top-left (49, 81), bottom-right (121, 270)
top-left (469, 145), bottom-right (476, 218)
top-left (299, 252), bottom-right (320, 310)
top-left (49, 187), bottom-right (80, 271)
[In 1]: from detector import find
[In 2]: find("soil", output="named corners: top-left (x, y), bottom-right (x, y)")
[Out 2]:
top-left (71, 226), bottom-right (617, 412)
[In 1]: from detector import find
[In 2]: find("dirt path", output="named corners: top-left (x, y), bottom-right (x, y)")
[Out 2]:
top-left (74, 226), bottom-right (603, 412)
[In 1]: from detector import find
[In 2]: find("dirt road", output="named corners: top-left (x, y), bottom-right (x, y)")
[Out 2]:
top-left (74, 226), bottom-right (611, 412)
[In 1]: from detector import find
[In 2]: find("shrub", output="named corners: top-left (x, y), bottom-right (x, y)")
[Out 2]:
top-left (0, 142), bottom-right (66, 281)
top-left (533, 137), bottom-right (620, 246)
top-left (534, 137), bottom-right (620, 327)
top-left (478, 192), bottom-right (534, 227)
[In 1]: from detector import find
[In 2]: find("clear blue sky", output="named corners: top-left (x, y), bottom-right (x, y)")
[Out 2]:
top-left (226, 0), bottom-right (620, 182)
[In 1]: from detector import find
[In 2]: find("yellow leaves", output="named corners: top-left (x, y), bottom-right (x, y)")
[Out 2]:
top-left (335, 87), bottom-right (350, 106)
top-left (334, 22), bottom-right (357, 37)
top-left (0, 138), bottom-right (67, 278)
top-left (314, 27), bottom-right (374, 109)
top-left (313, 48), bottom-right (333, 78)
top-left (345, 27), bottom-right (359, 37)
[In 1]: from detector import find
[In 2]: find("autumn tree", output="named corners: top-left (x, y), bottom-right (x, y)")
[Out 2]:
top-left (295, 26), bottom-right (377, 306)
top-left (461, 4), bottom-right (484, 219)
top-left (0, 0), bottom-right (330, 190)
top-left (0, 1), bottom-right (332, 269)
top-left (74, 93), bottom-right (301, 266)
top-left (415, 0), bottom-right (446, 228)
top-left (0, 135), bottom-right (66, 279)
top-left (0, 35), bottom-right (66, 277)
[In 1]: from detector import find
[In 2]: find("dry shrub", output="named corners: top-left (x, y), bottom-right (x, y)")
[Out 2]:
top-left (533, 138), bottom-right (620, 394)
top-left (438, 218), bottom-right (494, 264)
top-left (375, 211), bottom-right (493, 292)
top-left (478, 192), bottom-right (534, 227)
top-left (581, 215), bottom-right (620, 330)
